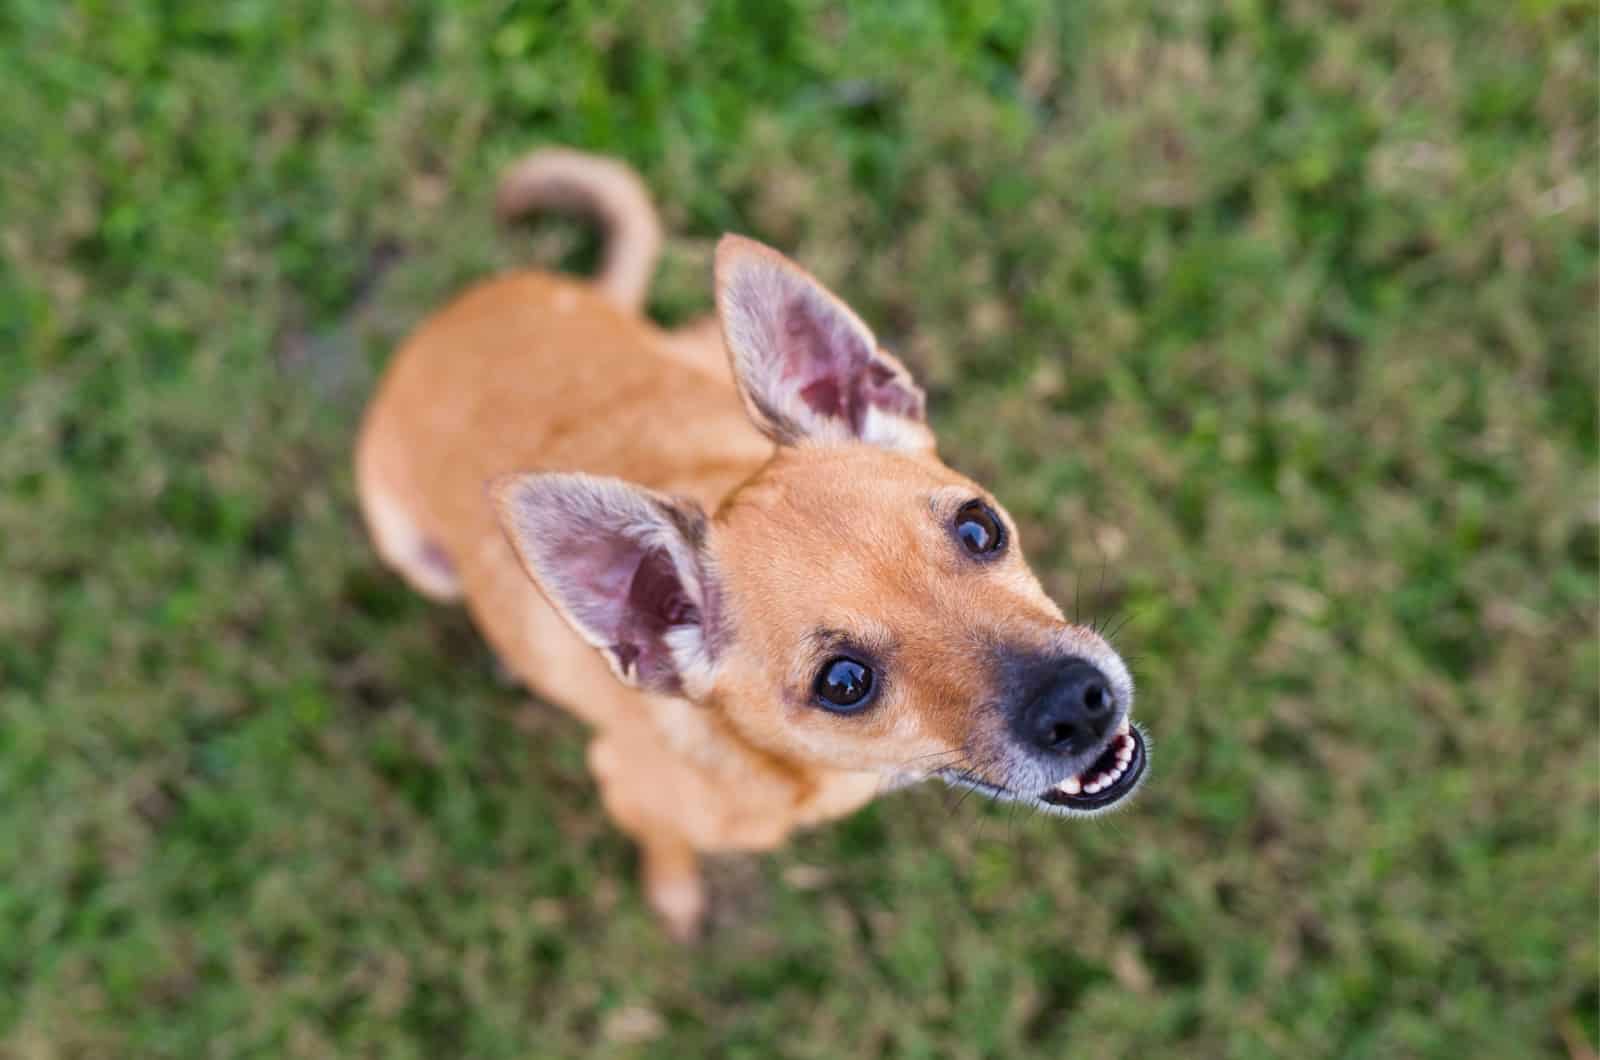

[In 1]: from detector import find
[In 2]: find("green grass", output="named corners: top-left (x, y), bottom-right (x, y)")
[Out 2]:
top-left (2, 1), bottom-right (1596, 1056)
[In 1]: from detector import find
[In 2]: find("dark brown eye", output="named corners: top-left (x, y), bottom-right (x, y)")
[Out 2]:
top-left (955, 501), bottom-right (1004, 555)
top-left (814, 657), bottom-right (874, 711)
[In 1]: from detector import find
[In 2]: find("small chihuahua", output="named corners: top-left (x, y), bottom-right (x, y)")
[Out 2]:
top-left (356, 149), bottom-right (1148, 938)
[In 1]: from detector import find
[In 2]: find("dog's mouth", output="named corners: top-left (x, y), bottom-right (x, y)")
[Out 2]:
top-left (1038, 720), bottom-right (1146, 811)
top-left (936, 720), bottom-right (1149, 816)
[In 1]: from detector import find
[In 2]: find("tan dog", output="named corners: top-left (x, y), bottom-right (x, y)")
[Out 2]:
top-left (356, 149), bottom-right (1148, 938)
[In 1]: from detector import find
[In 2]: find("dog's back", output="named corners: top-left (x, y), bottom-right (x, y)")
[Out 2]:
top-left (354, 151), bottom-right (768, 725)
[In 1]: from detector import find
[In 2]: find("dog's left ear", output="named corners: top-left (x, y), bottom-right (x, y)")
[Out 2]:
top-left (490, 472), bottom-right (720, 697)
top-left (715, 235), bottom-right (932, 452)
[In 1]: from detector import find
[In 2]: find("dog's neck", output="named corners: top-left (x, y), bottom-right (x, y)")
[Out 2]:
top-left (646, 691), bottom-right (882, 836)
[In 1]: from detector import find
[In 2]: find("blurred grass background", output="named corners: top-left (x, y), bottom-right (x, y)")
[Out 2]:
top-left (2, 0), bottom-right (1596, 1056)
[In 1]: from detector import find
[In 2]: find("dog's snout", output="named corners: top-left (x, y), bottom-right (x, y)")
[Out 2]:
top-left (1021, 660), bottom-right (1115, 755)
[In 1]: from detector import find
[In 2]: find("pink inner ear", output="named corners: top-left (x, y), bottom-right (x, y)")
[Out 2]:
top-left (781, 294), bottom-right (923, 432)
top-left (552, 531), bottom-right (697, 693)
top-left (500, 474), bottom-right (717, 696)
top-left (798, 378), bottom-right (843, 418)
top-left (612, 546), bottom-right (698, 692)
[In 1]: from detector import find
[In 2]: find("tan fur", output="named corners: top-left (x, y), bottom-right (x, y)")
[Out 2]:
top-left (495, 148), bottom-right (662, 312)
top-left (356, 149), bottom-right (1133, 939)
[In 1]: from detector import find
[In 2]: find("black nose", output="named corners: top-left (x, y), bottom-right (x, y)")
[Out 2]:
top-left (1021, 660), bottom-right (1114, 755)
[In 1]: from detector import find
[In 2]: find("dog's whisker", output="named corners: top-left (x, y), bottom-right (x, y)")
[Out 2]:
top-left (1102, 603), bottom-right (1147, 644)
top-left (1094, 554), bottom-right (1107, 634)
top-left (874, 747), bottom-right (971, 800)
top-left (894, 747), bottom-right (969, 769)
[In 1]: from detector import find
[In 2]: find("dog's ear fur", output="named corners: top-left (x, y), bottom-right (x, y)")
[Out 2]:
top-left (490, 473), bottom-right (720, 696)
top-left (715, 235), bottom-right (932, 452)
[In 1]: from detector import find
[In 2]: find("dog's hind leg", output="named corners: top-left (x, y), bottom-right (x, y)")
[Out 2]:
top-left (354, 437), bottom-right (463, 602)
top-left (358, 483), bottom-right (463, 603)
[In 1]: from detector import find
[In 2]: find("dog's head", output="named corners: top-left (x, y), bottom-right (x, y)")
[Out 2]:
top-left (492, 236), bottom-right (1147, 815)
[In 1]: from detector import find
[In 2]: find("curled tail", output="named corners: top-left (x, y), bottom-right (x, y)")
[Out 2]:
top-left (495, 148), bottom-right (663, 313)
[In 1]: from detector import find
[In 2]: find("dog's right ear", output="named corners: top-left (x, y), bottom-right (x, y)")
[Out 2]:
top-left (490, 472), bottom-right (720, 698)
top-left (715, 235), bottom-right (933, 453)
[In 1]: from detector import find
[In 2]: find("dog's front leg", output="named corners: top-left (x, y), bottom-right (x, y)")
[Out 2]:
top-left (638, 834), bottom-right (706, 942)
top-left (587, 736), bottom-right (707, 941)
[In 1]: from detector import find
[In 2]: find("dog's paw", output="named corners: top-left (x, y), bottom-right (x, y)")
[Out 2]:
top-left (644, 850), bottom-right (707, 943)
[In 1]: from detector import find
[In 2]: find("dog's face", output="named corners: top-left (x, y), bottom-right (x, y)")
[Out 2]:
top-left (494, 237), bottom-right (1147, 816)
top-left (708, 445), bottom-right (1144, 815)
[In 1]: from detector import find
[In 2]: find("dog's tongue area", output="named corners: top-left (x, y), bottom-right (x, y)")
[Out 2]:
top-left (1048, 721), bottom-right (1136, 799)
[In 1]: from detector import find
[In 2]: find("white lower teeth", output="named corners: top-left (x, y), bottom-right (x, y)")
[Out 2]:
top-left (1055, 737), bottom-right (1141, 799)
